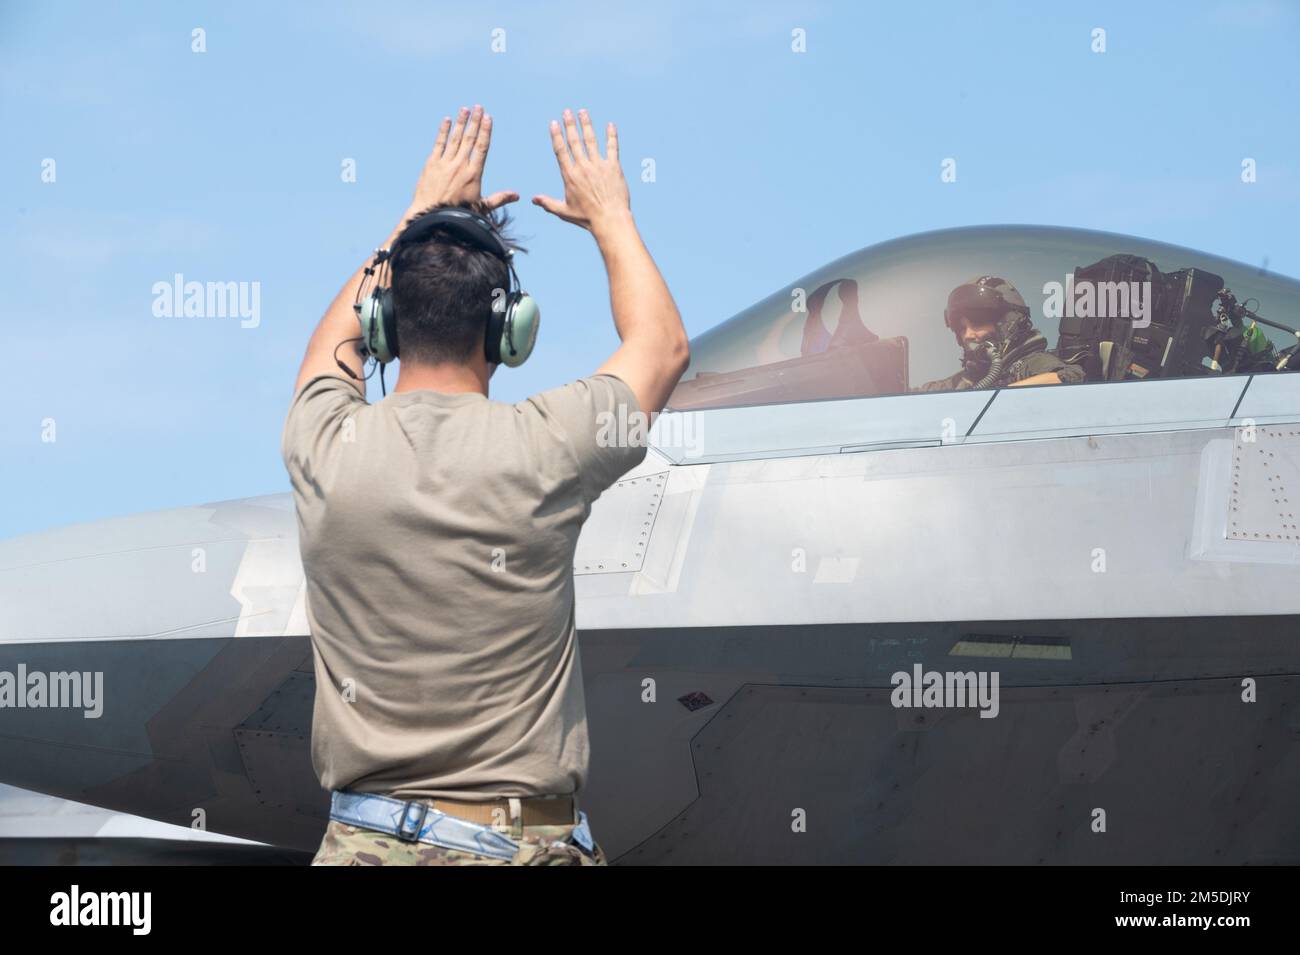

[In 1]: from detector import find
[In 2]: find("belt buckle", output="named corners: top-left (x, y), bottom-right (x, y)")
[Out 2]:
top-left (395, 800), bottom-right (429, 843)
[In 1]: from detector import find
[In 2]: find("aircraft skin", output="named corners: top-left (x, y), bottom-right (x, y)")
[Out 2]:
top-left (2, 225), bottom-right (1298, 864)
top-left (0, 783), bottom-right (305, 865)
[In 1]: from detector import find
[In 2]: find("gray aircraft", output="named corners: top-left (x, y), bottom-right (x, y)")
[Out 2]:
top-left (3, 224), bottom-right (1299, 864)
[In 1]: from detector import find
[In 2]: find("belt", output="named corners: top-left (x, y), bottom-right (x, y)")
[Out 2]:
top-left (328, 790), bottom-right (596, 862)
top-left (422, 794), bottom-right (575, 827)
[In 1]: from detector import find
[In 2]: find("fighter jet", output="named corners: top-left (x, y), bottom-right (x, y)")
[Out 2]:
top-left (3, 224), bottom-right (1298, 864)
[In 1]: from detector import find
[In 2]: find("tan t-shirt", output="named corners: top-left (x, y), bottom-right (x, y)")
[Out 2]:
top-left (280, 372), bottom-right (646, 801)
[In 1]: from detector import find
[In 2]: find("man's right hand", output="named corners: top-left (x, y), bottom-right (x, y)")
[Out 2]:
top-left (532, 108), bottom-right (632, 234)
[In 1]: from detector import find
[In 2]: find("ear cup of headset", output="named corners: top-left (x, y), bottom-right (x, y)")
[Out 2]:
top-left (378, 287), bottom-right (399, 362)
top-left (484, 295), bottom-right (507, 365)
top-left (497, 293), bottom-right (540, 368)
top-left (358, 288), bottom-right (399, 364)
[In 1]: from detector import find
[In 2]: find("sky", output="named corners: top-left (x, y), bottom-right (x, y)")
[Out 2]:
top-left (2, 0), bottom-right (1298, 540)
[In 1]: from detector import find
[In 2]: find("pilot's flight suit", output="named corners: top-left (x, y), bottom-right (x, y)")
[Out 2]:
top-left (917, 350), bottom-right (1086, 392)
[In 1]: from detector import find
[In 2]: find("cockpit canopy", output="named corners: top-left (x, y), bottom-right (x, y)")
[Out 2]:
top-left (669, 225), bottom-right (1300, 411)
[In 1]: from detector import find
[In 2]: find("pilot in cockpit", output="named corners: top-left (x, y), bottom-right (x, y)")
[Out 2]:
top-left (917, 276), bottom-right (1086, 392)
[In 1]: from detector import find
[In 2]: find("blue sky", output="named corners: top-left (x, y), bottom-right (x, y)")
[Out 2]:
top-left (2, 0), bottom-right (1297, 539)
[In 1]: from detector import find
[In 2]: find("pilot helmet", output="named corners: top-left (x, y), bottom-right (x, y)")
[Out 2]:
top-left (943, 276), bottom-right (1032, 349)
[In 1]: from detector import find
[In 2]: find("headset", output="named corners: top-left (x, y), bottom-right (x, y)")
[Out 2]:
top-left (347, 206), bottom-right (540, 391)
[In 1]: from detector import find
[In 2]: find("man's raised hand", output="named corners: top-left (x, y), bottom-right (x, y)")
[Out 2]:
top-left (409, 105), bottom-right (519, 214)
top-left (532, 108), bottom-right (631, 233)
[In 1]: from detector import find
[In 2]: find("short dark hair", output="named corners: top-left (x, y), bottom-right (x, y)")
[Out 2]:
top-left (388, 199), bottom-right (522, 366)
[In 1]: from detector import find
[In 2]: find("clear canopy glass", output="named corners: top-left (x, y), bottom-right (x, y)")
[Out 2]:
top-left (669, 225), bottom-right (1300, 411)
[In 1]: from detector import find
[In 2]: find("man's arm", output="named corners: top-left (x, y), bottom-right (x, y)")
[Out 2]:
top-left (1006, 351), bottom-right (1087, 388)
top-left (291, 105), bottom-right (519, 399)
top-left (1007, 372), bottom-right (1063, 387)
top-left (292, 216), bottom-right (411, 400)
top-left (590, 210), bottom-right (689, 415)
top-left (915, 370), bottom-right (966, 393)
top-left (533, 109), bottom-right (689, 416)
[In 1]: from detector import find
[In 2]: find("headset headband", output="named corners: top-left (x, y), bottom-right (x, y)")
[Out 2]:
top-left (393, 206), bottom-right (513, 262)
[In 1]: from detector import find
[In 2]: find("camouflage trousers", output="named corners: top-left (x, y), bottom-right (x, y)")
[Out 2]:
top-left (311, 818), bottom-right (608, 866)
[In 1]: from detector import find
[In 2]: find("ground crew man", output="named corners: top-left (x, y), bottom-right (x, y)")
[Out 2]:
top-left (281, 104), bottom-right (690, 865)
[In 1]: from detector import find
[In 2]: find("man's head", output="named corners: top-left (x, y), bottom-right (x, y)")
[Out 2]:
top-left (943, 276), bottom-right (1032, 351)
top-left (955, 312), bottom-right (999, 347)
top-left (388, 199), bottom-right (521, 369)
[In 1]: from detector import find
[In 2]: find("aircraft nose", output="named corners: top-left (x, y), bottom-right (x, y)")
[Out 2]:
top-left (0, 494), bottom-right (305, 646)
top-left (0, 495), bottom-right (306, 804)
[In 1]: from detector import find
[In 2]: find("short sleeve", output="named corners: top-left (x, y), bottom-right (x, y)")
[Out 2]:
top-left (280, 373), bottom-right (366, 480)
top-left (522, 373), bottom-right (649, 506)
